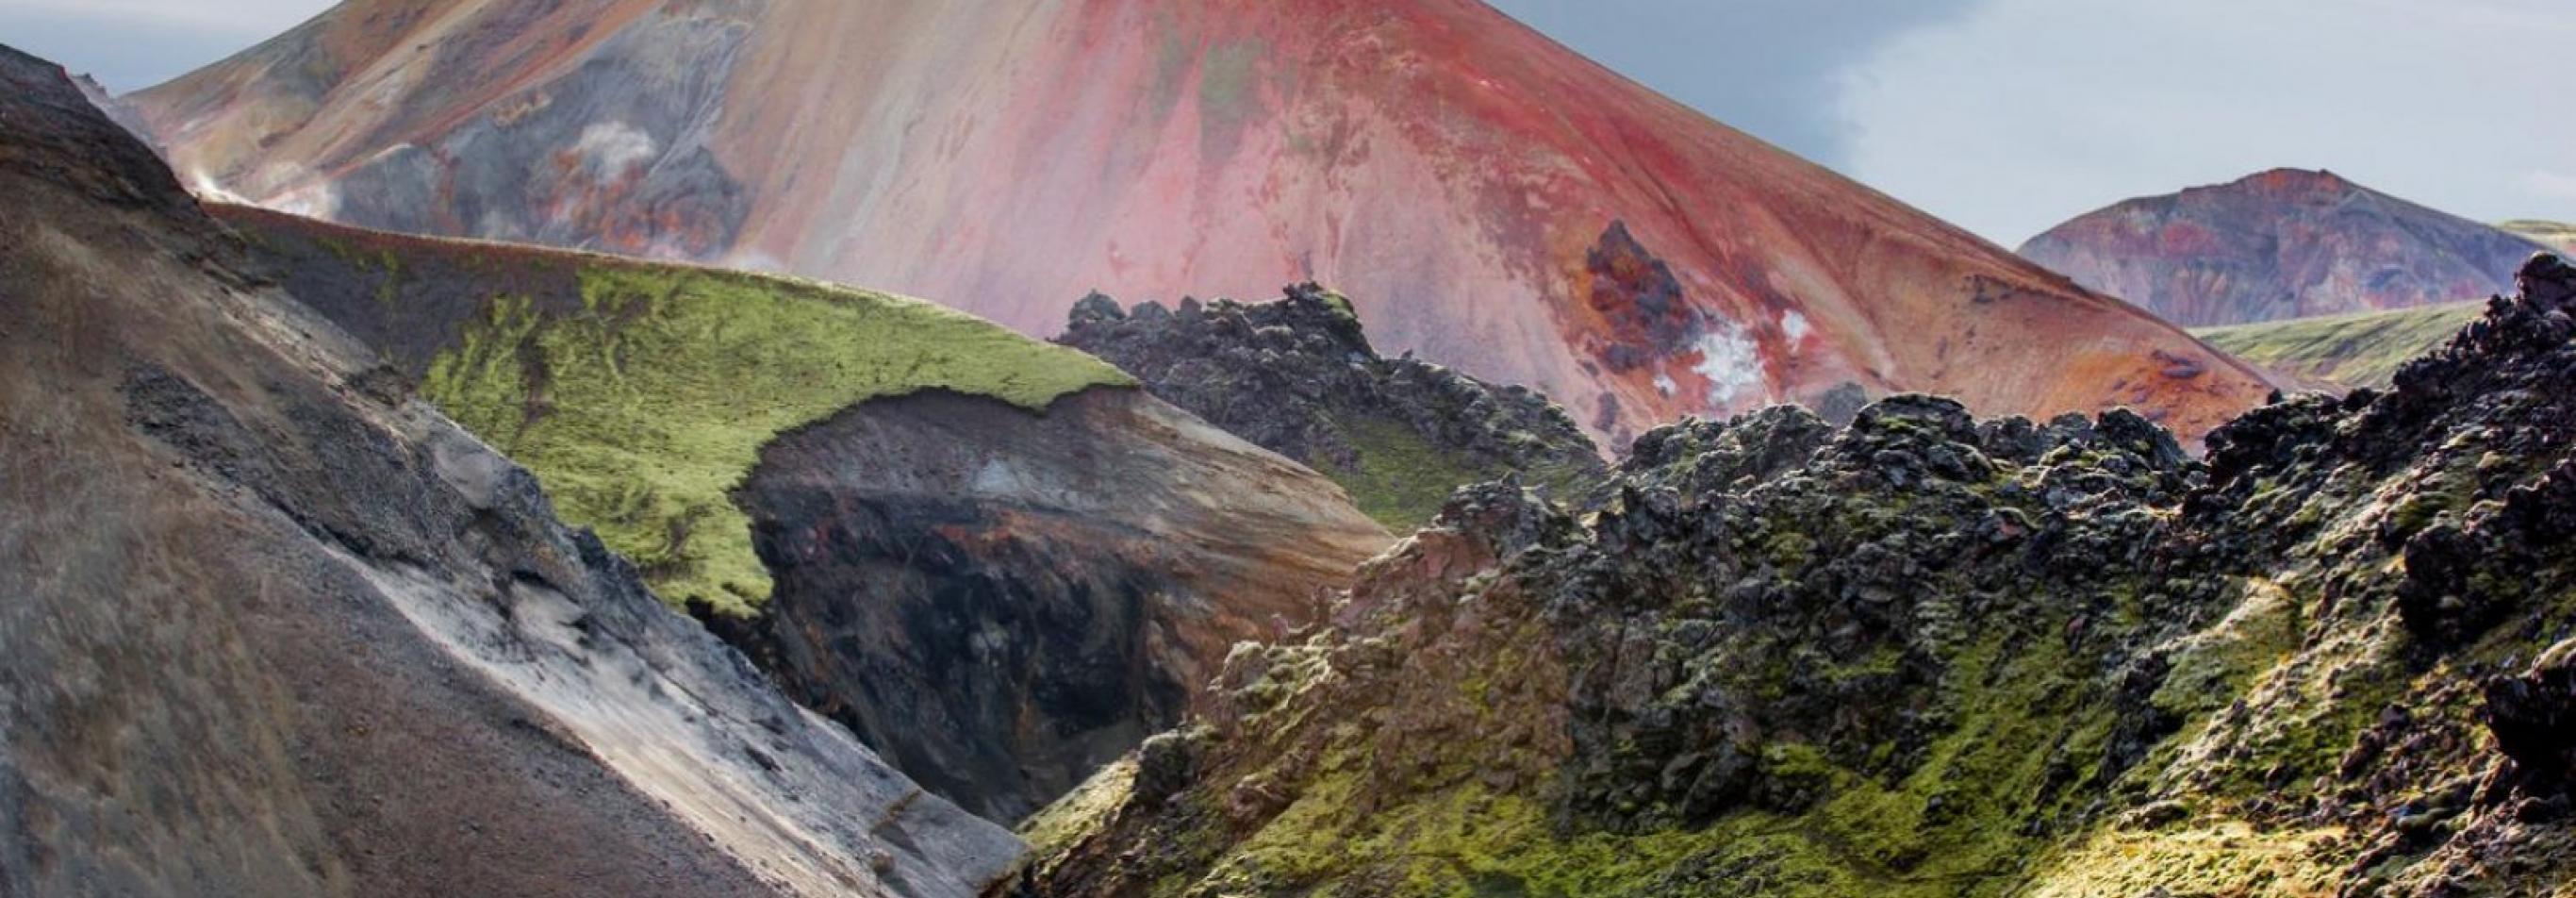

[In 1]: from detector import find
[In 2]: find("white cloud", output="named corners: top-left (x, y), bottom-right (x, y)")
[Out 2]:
top-left (1839, 0), bottom-right (2576, 244)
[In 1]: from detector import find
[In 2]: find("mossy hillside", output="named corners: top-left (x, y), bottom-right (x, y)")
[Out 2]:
top-left (1186, 633), bottom-right (2127, 898)
top-left (1337, 417), bottom-right (1606, 531)
top-left (2500, 219), bottom-right (2576, 251)
top-left (1021, 283), bottom-right (2576, 896)
top-left (1016, 402), bottom-right (2249, 898)
top-left (422, 264), bottom-right (1130, 613)
top-left (1335, 417), bottom-right (1509, 530)
top-left (2194, 303), bottom-right (2482, 391)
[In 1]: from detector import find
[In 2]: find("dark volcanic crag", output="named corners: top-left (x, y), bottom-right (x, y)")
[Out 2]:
top-left (1014, 257), bottom-right (2576, 896)
top-left (720, 388), bottom-right (1392, 823)
top-left (1060, 284), bottom-right (1609, 528)
top-left (0, 45), bottom-right (1015, 898)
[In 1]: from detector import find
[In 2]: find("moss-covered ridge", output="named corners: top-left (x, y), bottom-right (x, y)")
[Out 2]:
top-left (218, 205), bottom-right (1130, 612)
top-left (1014, 258), bottom-right (2576, 897)
top-left (2194, 302), bottom-right (2482, 391)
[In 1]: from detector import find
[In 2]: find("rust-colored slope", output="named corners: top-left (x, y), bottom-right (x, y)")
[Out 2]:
top-left (133, 0), bottom-right (2273, 444)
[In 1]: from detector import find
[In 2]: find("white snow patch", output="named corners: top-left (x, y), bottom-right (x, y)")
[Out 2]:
top-left (1781, 309), bottom-right (1812, 342)
top-left (1654, 374), bottom-right (1677, 397)
top-left (574, 122), bottom-right (658, 175)
top-left (1692, 324), bottom-right (1768, 407)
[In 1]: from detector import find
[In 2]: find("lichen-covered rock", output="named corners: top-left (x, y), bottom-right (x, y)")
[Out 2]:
top-left (1059, 283), bottom-right (1609, 529)
top-left (1011, 255), bottom-right (2576, 897)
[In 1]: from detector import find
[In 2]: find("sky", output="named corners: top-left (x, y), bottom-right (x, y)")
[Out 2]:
top-left (6, 0), bottom-right (2571, 246)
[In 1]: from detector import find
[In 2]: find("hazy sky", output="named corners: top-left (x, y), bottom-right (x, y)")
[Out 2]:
top-left (6, 0), bottom-right (2570, 245)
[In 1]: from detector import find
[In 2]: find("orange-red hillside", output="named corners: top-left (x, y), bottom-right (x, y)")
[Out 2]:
top-left (133, 0), bottom-right (2274, 444)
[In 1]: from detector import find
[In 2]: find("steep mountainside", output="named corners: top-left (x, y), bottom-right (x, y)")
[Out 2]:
top-left (211, 200), bottom-right (1394, 821)
top-left (2023, 168), bottom-right (2550, 327)
top-left (1013, 256), bottom-right (2576, 897)
top-left (0, 45), bottom-right (1016, 898)
top-left (214, 203), bottom-right (1131, 615)
top-left (2195, 302), bottom-right (2484, 391)
top-left (130, 0), bottom-right (2271, 446)
top-left (1060, 284), bottom-right (1608, 529)
top-left (2502, 220), bottom-right (2576, 255)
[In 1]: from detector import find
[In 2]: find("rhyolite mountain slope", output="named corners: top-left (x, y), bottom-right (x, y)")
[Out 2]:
top-left (129, 0), bottom-right (2271, 446)
top-left (211, 203), bottom-right (1395, 822)
top-left (1059, 284), bottom-right (1609, 529)
top-left (1011, 256), bottom-right (2576, 897)
top-left (0, 45), bottom-right (1016, 898)
top-left (2023, 168), bottom-right (2551, 327)
top-left (2195, 302), bottom-right (2485, 391)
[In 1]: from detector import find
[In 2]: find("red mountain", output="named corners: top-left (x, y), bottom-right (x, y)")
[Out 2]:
top-left (129, 0), bottom-right (2271, 444)
top-left (2023, 169), bottom-right (2551, 328)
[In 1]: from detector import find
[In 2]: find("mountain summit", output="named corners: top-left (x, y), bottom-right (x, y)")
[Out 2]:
top-left (2023, 168), bottom-right (2550, 327)
top-left (130, 0), bottom-right (2270, 444)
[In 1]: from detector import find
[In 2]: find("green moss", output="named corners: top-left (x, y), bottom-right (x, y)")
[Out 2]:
top-left (2150, 578), bottom-right (2303, 721)
top-left (1335, 416), bottom-right (1507, 531)
top-left (421, 264), bottom-right (1130, 614)
top-left (2193, 304), bottom-right (2483, 390)
top-left (1143, 611), bottom-right (2127, 898)
top-left (1206, 775), bottom-right (1878, 898)
top-left (2499, 219), bottom-right (2576, 249)
top-left (1023, 758), bottom-right (1139, 859)
top-left (2019, 820), bottom-right (2341, 897)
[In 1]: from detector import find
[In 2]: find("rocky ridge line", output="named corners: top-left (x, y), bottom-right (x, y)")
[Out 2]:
top-left (1013, 255), bottom-right (2576, 896)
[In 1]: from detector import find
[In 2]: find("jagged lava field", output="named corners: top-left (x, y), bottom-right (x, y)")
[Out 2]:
top-left (1012, 257), bottom-right (2576, 897)
top-left (127, 0), bottom-right (2271, 445)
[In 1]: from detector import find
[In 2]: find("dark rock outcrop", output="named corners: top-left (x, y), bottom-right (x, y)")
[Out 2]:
top-left (0, 45), bottom-right (1016, 898)
top-left (720, 387), bottom-right (1391, 822)
top-left (1060, 284), bottom-right (1608, 527)
top-left (1016, 256), bottom-right (2576, 896)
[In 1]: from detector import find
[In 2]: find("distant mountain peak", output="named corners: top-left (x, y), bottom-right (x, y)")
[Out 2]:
top-left (2023, 168), bottom-right (2549, 327)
